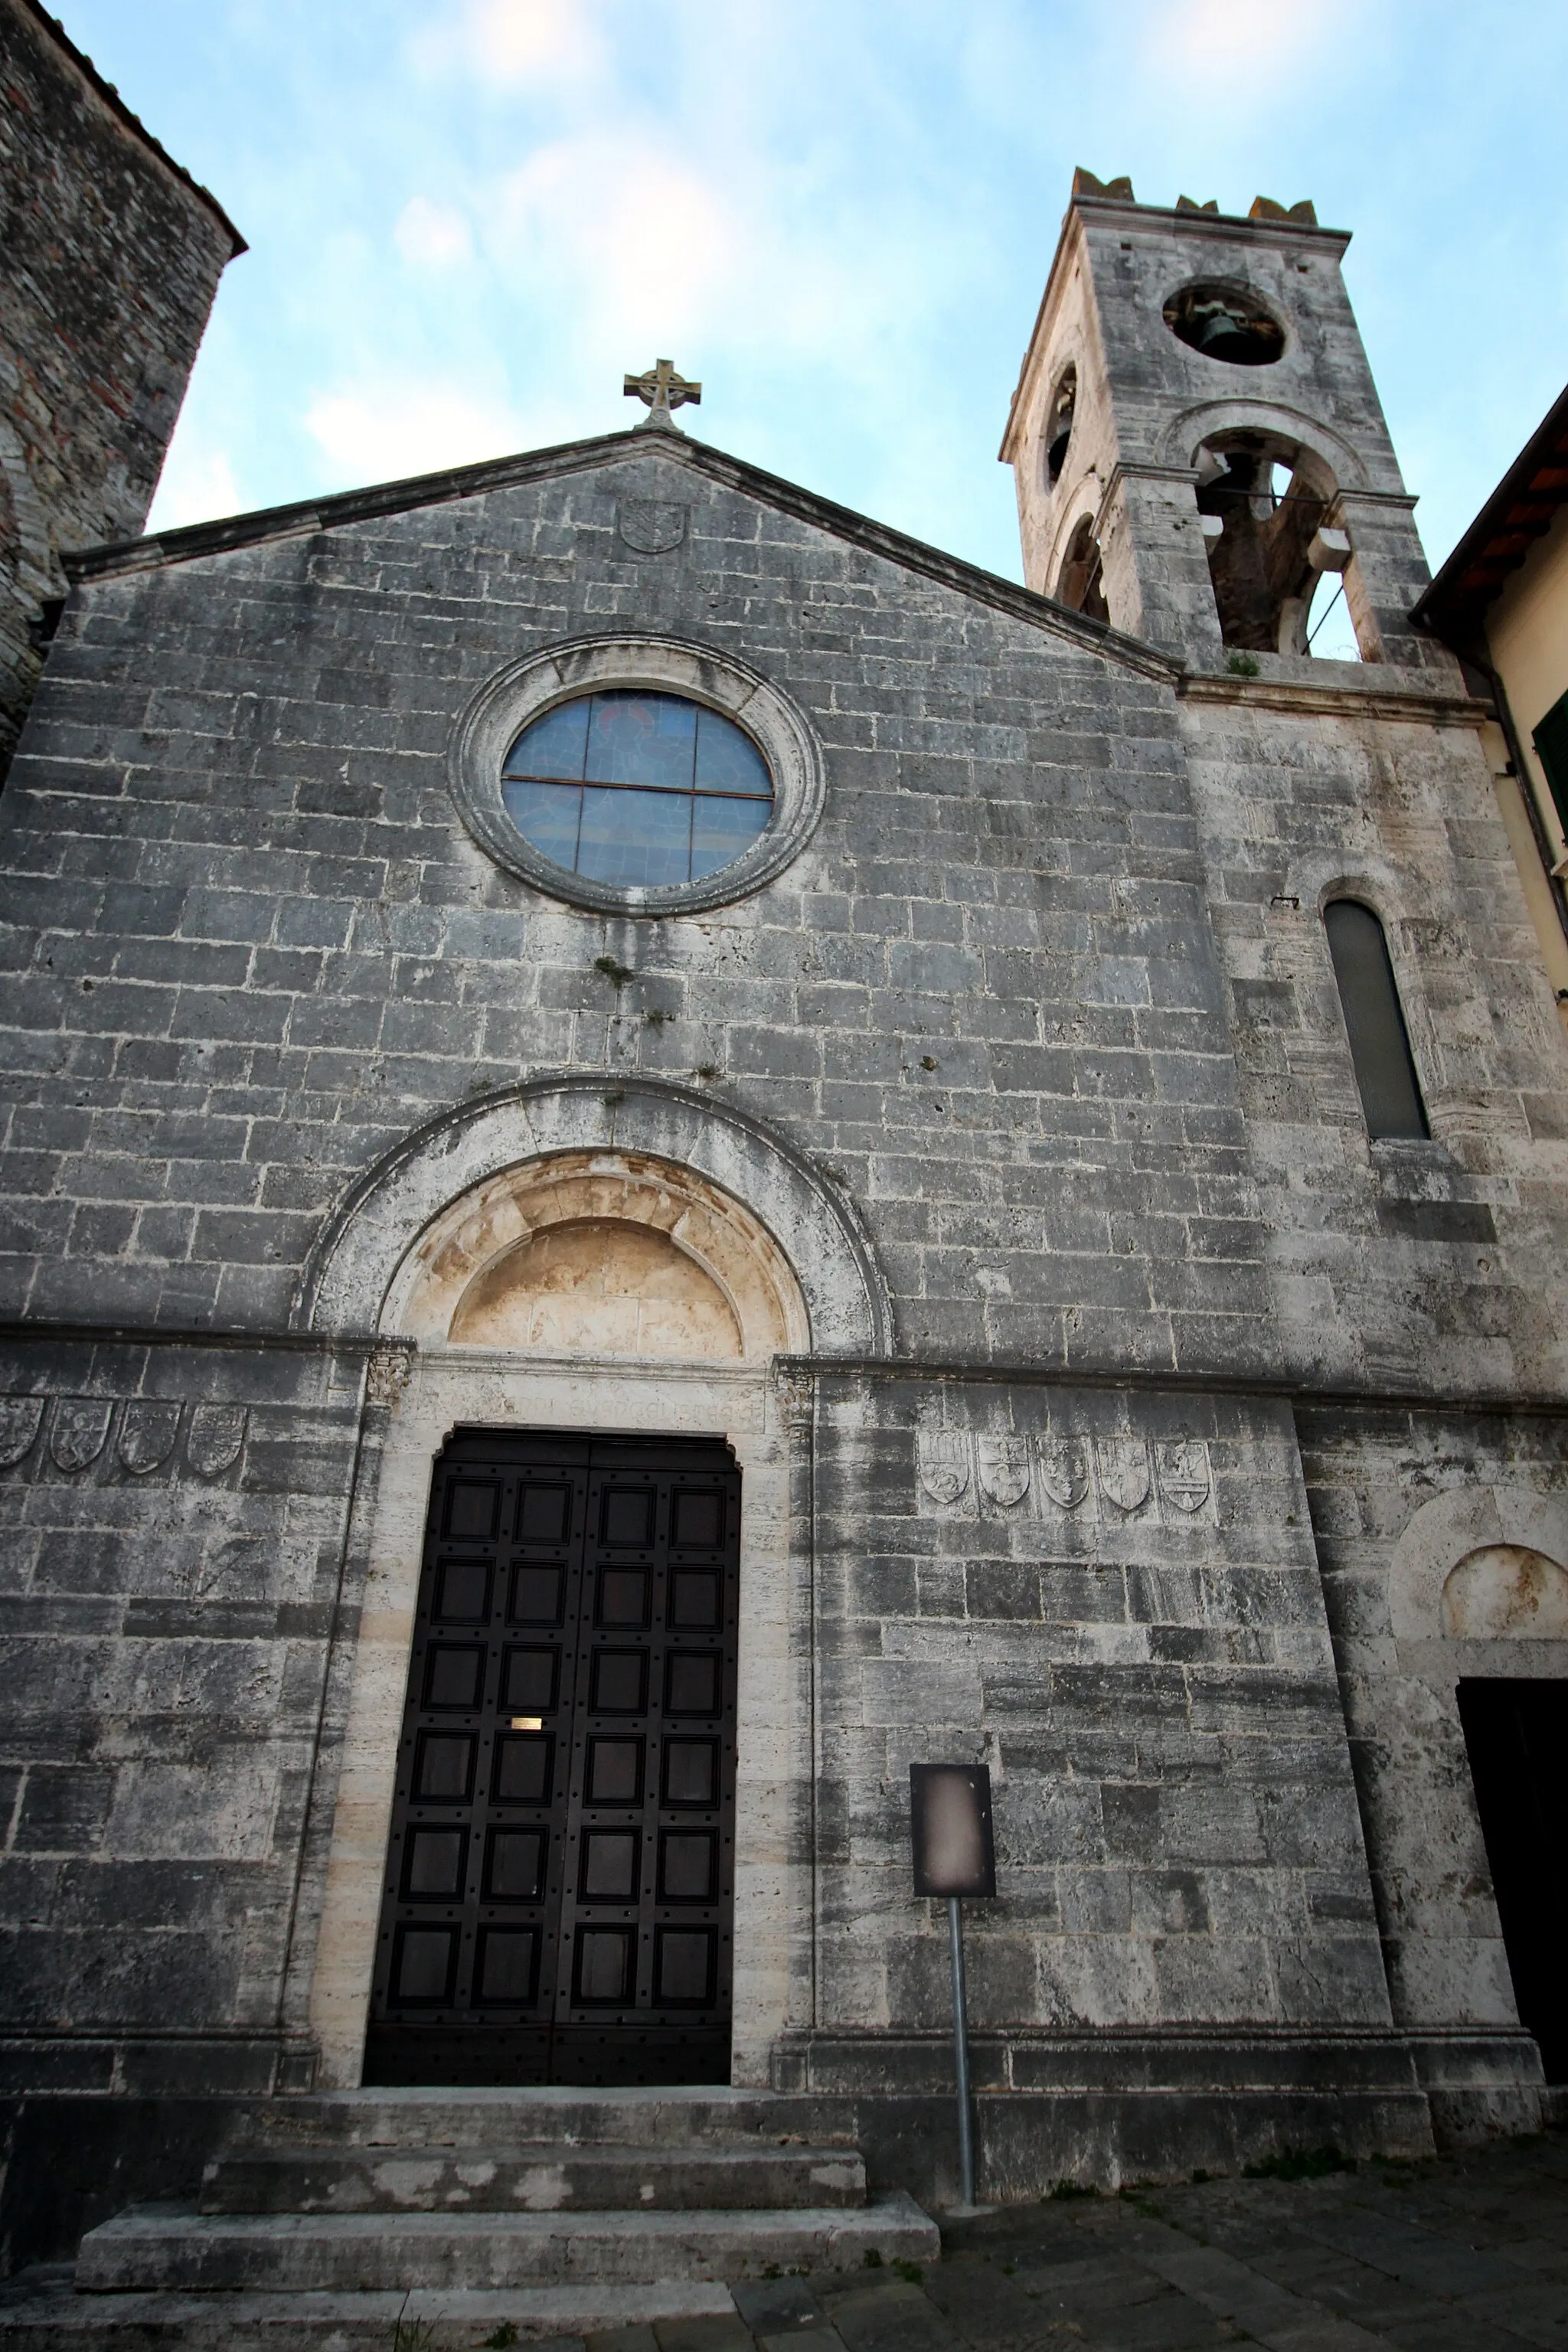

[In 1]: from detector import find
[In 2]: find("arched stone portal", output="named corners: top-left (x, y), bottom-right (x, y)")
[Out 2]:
top-left (293, 1073), bottom-right (890, 1357)
top-left (305, 1111), bottom-right (839, 2092)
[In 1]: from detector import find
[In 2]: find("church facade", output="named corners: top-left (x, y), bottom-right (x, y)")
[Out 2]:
top-left (3, 175), bottom-right (1568, 2249)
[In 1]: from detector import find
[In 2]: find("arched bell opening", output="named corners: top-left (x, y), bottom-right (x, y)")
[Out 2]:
top-left (1054, 512), bottom-right (1109, 623)
top-left (1044, 364), bottom-right (1077, 490)
top-left (1194, 431), bottom-right (1364, 659)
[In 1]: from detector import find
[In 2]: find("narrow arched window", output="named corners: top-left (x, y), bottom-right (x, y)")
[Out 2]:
top-left (1324, 900), bottom-right (1428, 1138)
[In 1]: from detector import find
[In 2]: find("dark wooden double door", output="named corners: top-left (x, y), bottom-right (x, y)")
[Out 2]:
top-left (365, 1429), bottom-right (739, 2086)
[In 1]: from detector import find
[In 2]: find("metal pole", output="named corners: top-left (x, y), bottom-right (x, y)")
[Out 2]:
top-left (948, 1893), bottom-right (975, 2208)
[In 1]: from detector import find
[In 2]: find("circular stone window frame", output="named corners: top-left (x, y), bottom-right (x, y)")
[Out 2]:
top-left (448, 632), bottom-right (826, 917)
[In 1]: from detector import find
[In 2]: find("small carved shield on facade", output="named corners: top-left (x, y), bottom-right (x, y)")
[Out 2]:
top-left (49, 1397), bottom-right (113, 1475)
top-left (187, 1404), bottom-right (247, 1480)
top-left (917, 1431), bottom-right (970, 1507)
top-left (1155, 1439), bottom-right (1211, 1513)
top-left (0, 1395), bottom-right (44, 1470)
top-left (118, 1400), bottom-right (182, 1476)
top-left (618, 498), bottom-right (688, 554)
top-left (977, 1436), bottom-right (1031, 1510)
top-left (1037, 1436), bottom-right (1089, 1509)
top-left (1095, 1436), bottom-right (1152, 1514)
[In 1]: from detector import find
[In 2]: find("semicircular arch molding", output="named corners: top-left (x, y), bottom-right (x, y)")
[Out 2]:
top-left (1390, 1486), bottom-right (1568, 1647)
top-left (383, 1148), bottom-right (809, 1362)
top-left (292, 1075), bottom-right (891, 1355)
top-left (1159, 398), bottom-right (1374, 491)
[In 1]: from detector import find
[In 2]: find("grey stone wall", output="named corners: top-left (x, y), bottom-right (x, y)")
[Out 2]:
top-left (0, 0), bottom-right (237, 772)
top-left (0, 1331), bottom-right (369, 2092)
top-left (0, 443), bottom-right (1275, 1377)
top-left (1179, 680), bottom-right (1568, 1397)
top-left (805, 1373), bottom-right (1390, 2046)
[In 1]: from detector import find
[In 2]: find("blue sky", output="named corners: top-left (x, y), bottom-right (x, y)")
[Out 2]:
top-left (66, 0), bottom-right (1568, 586)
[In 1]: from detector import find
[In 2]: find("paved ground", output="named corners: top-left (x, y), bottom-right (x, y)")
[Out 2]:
top-left (595, 2128), bottom-right (1568, 2352)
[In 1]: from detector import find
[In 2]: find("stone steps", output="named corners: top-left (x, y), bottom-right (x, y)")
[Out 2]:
top-left (23, 2086), bottom-right (937, 2344)
top-left (74, 2194), bottom-right (938, 2294)
top-left (0, 2274), bottom-right (741, 2348)
top-left (201, 2140), bottom-right (867, 2213)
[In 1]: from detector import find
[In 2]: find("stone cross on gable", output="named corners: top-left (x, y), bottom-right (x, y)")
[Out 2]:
top-left (623, 358), bottom-right (701, 433)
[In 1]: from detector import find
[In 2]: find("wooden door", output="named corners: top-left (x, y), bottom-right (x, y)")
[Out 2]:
top-left (364, 1429), bottom-right (739, 2086)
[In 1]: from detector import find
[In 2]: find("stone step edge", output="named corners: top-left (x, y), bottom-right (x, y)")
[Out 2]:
top-left (205, 2140), bottom-right (862, 2167)
top-left (201, 2142), bottom-right (867, 2213)
top-left (76, 2194), bottom-right (940, 2292)
top-left (0, 2279), bottom-right (737, 2345)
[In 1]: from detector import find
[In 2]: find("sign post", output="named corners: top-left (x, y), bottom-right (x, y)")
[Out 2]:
top-left (910, 1762), bottom-right (996, 2212)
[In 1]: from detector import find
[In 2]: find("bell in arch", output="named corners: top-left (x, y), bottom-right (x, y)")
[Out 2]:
top-left (1196, 303), bottom-right (1254, 364)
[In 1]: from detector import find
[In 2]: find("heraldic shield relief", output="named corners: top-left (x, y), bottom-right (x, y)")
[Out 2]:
top-left (916, 1430), bottom-right (970, 1506)
top-left (977, 1436), bottom-right (1031, 1508)
top-left (1093, 1436), bottom-right (1152, 1515)
top-left (1037, 1436), bottom-right (1090, 1509)
top-left (912, 1428), bottom-right (1212, 1521)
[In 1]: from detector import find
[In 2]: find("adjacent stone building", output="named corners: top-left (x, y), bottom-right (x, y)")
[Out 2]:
top-left (4, 167), bottom-right (1568, 2265)
top-left (0, 0), bottom-right (243, 776)
top-left (1412, 383), bottom-right (1568, 1023)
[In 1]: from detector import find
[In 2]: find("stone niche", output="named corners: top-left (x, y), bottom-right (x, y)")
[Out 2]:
top-left (381, 1148), bottom-right (808, 1362)
top-left (1442, 1544), bottom-right (1568, 1641)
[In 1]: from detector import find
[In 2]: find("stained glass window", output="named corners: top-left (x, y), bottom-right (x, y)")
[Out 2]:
top-left (501, 690), bottom-right (774, 888)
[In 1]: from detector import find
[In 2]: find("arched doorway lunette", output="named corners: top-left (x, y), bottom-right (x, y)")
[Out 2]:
top-left (291, 1073), bottom-right (893, 1357)
top-left (381, 1150), bottom-right (810, 1361)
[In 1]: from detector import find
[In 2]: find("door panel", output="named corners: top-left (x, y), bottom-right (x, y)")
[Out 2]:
top-left (364, 1429), bottom-right (739, 2087)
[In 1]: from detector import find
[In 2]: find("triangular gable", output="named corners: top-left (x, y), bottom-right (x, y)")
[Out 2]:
top-left (65, 427), bottom-right (1178, 683)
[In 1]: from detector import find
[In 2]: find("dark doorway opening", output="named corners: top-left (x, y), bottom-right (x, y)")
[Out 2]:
top-left (364, 1428), bottom-right (740, 2088)
top-left (1456, 1678), bottom-right (1568, 2082)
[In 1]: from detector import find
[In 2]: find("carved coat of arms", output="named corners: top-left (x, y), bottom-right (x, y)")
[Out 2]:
top-left (118, 1400), bottom-right (182, 1476)
top-left (50, 1397), bottom-right (113, 1474)
top-left (617, 499), bottom-right (688, 554)
top-left (1095, 1435), bottom-right (1152, 1514)
top-left (187, 1405), bottom-right (247, 1480)
top-left (1037, 1435), bottom-right (1090, 1509)
top-left (1155, 1439), bottom-right (1211, 1513)
top-left (916, 1431), bottom-right (970, 1507)
top-left (0, 1395), bottom-right (44, 1470)
top-left (977, 1436), bottom-right (1031, 1509)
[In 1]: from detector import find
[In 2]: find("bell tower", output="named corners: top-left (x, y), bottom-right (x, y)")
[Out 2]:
top-left (1001, 170), bottom-right (1451, 676)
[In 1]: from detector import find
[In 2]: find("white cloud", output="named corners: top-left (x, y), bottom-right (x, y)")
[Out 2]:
top-left (302, 379), bottom-right (534, 486)
top-left (394, 195), bottom-right (475, 268)
top-left (416, 0), bottom-right (606, 86)
top-left (493, 132), bottom-right (738, 354)
top-left (1137, 0), bottom-right (1356, 90)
